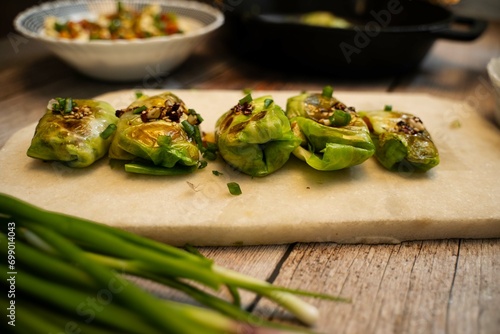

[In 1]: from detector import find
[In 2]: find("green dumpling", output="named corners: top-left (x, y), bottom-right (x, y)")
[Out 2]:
top-left (109, 92), bottom-right (203, 175)
top-left (215, 95), bottom-right (301, 177)
top-left (286, 87), bottom-right (375, 171)
top-left (359, 109), bottom-right (439, 172)
top-left (27, 98), bottom-right (118, 167)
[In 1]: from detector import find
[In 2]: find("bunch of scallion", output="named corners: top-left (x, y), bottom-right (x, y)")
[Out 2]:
top-left (0, 193), bottom-right (347, 333)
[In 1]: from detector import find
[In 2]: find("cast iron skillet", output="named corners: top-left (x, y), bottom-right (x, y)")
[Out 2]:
top-left (222, 0), bottom-right (487, 77)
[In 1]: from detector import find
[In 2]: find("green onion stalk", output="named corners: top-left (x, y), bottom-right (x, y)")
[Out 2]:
top-left (0, 193), bottom-right (348, 333)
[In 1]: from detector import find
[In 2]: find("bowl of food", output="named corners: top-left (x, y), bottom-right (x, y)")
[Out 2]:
top-left (14, 0), bottom-right (224, 81)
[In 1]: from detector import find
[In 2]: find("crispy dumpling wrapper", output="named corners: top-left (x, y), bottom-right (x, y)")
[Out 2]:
top-left (27, 98), bottom-right (118, 167)
top-left (215, 95), bottom-right (301, 177)
top-left (359, 110), bottom-right (439, 172)
top-left (286, 90), bottom-right (375, 171)
top-left (109, 92), bottom-right (201, 174)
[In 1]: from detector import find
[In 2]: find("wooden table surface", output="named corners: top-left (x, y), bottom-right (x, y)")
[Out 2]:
top-left (1, 18), bottom-right (499, 334)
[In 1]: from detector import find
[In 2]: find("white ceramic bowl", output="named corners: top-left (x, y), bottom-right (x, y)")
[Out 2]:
top-left (487, 57), bottom-right (500, 125)
top-left (14, 0), bottom-right (224, 81)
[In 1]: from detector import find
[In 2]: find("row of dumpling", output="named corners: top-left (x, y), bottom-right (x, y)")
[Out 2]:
top-left (27, 87), bottom-right (439, 176)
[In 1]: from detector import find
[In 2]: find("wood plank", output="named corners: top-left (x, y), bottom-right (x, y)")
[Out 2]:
top-left (448, 239), bottom-right (500, 334)
top-left (253, 240), bottom-right (499, 334)
top-left (398, 240), bottom-right (458, 334)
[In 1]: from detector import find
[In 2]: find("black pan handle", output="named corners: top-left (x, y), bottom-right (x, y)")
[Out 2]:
top-left (435, 16), bottom-right (488, 41)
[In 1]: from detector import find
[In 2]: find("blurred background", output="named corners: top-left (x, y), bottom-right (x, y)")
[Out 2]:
top-left (2, 0), bottom-right (499, 38)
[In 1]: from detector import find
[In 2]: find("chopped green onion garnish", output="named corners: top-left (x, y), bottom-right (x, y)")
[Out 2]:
top-left (109, 19), bottom-right (121, 33)
top-left (198, 160), bottom-right (208, 169)
top-left (227, 182), bottom-right (242, 196)
top-left (264, 99), bottom-right (273, 108)
top-left (242, 88), bottom-right (253, 95)
top-left (54, 22), bottom-right (67, 32)
top-left (64, 98), bottom-right (73, 114)
top-left (239, 94), bottom-right (252, 105)
top-left (212, 170), bottom-right (223, 176)
top-left (206, 142), bottom-right (218, 151)
top-left (100, 124), bottom-right (117, 139)
top-left (133, 105), bottom-right (147, 114)
top-left (384, 104), bottom-right (392, 111)
top-left (181, 120), bottom-right (195, 137)
top-left (154, 14), bottom-right (163, 30)
top-left (203, 150), bottom-right (217, 161)
top-left (203, 142), bottom-right (218, 161)
top-left (329, 109), bottom-right (351, 127)
top-left (182, 121), bottom-right (204, 154)
top-left (322, 85), bottom-right (334, 98)
top-left (117, 1), bottom-right (124, 13)
top-left (189, 109), bottom-right (204, 123)
top-left (51, 97), bottom-right (73, 114)
top-left (193, 126), bottom-right (203, 146)
top-left (52, 97), bottom-right (67, 113)
top-left (181, 122), bottom-right (205, 163)
top-left (135, 91), bottom-right (144, 99)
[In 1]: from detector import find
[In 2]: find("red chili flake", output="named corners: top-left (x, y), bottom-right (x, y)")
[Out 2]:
top-left (165, 103), bottom-right (183, 122)
top-left (230, 102), bottom-right (253, 115)
top-left (140, 111), bottom-right (148, 123)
